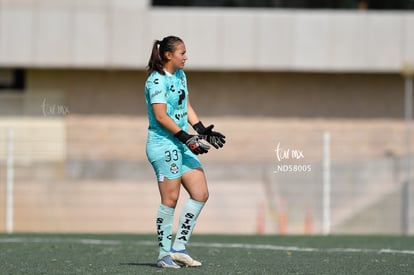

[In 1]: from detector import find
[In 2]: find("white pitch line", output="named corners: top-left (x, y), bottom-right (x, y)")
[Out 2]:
top-left (379, 249), bottom-right (414, 255)
top-left (190, 242), bottom-right (318, 252)
top-left (184, 242), bottom-right (414, 256)
top-left (79, 239), bottom-right (121, 245)
top-left (1, 237), bottom-right (414, 256)
top-left (0, 237), bottom-right (121, 245)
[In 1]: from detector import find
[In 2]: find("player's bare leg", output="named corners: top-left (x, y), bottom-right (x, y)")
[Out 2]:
top-left (171, 168), bottom-right (208, 267)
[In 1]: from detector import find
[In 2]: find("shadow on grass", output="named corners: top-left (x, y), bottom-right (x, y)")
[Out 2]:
top-left (119, 262), bottom-right (158, 268)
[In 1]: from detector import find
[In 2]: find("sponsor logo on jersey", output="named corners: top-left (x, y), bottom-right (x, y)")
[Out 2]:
top-left (151, 90), bottom-right (162, 98)
top-left (180, 77), bottom-right (186, 88)
top-left (178, 89), bottom-right (186, 105)
top-left (175, 111), bottom-right (188, 120)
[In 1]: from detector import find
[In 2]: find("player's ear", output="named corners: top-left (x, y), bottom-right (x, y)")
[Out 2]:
top-left (165, 51), bottom-right (173, 61)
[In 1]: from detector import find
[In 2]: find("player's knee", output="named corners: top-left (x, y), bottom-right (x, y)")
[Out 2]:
top-left (204, 190), bottom-right (210, 202)
top-left (162, 198), bottom-right (178, 208)
top-left (195, 191), bottom-right (209, 203)
top-left (162, 194), bottom-right (180, 208)
top-left (202, 192), bottom-right (209, 203)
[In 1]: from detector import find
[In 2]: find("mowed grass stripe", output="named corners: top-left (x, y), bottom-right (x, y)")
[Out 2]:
top-left (2, 236), bottom-right (414, 255)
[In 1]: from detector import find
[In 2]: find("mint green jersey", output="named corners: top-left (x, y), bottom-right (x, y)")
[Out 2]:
top-left (145, 69), bottom-right (201, 181)
top-left (145, 69), bottom-right (189, 141)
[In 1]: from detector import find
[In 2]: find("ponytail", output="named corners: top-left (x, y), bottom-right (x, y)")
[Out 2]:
top-left (147, 36), bottom-right (184, 75)
top-left (147, 40), bottom-right (163, 74)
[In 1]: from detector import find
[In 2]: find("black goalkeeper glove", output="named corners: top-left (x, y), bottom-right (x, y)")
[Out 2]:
top-left (174, 130), bottom-right (210, 155)
top-left (193, 121), bottom-right (226, 149)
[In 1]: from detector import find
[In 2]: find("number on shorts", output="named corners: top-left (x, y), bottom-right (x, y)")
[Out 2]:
top-left (165, 149), bottom-right (179, 162)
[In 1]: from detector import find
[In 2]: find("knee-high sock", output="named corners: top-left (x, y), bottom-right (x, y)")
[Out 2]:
top-left (172, 198), bottom-right (205, 251)
top-left (156, 204), bottom-right (175, 259)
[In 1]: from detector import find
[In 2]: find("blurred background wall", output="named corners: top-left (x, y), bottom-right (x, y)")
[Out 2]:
top-left (0, 0), bottom-right (413, 235)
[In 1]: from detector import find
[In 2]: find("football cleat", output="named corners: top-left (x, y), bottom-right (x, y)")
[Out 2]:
top-left (170, 249), bottom-right (202, 267)
top-left (156, 255), bottom-right (181, 269)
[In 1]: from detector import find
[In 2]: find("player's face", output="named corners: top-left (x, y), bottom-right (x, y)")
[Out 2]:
top-left (170, 42), bottom-right (187, 70)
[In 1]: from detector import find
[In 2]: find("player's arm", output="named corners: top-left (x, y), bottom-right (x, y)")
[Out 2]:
top-left (152, 103), bottom-right (181, 134)
top-left (152, 102), bottom-right (209, 155)
top-left (187, 96), bottom-right (200, 127)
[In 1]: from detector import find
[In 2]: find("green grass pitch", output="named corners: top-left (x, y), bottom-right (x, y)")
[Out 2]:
top-left (1, 234), bottom-right (414, 274)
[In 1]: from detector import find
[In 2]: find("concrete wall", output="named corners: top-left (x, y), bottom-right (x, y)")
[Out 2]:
top-left (0, 0), bottom-right (413, 71)
top-left (0, 69), bottom-right (406, 118)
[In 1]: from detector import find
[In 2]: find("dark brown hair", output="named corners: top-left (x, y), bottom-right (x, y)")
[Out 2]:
top-left (147, 36), bottom-right (184, 74)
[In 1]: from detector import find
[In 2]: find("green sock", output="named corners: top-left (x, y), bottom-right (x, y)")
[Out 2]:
top-left (156, 204), bottom-right (175, 259)
top-left (172, 198), bottom-right (205, 251)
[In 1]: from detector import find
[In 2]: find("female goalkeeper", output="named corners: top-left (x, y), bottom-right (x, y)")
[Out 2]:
top-left (144, 35), bottom-right (225, 269)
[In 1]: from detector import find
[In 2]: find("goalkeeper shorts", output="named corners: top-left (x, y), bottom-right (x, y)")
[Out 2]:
top-left (146, 141), bottom-right (202, 182)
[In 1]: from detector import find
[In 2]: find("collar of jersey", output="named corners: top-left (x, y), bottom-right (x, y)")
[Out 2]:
top-left (163, 69), bottom-right (173, 76)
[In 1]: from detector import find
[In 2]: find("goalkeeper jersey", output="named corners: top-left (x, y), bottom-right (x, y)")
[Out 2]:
top-left (145, 69), bottom-right (189, 142)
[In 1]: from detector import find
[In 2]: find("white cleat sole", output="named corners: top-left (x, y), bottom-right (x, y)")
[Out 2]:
top-left (171, 252), bottom-right (202, 267)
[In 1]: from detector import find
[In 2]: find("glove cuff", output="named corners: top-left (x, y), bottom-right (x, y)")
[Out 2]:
top-left (192, 121), bottom-right (206, 134)
top-left (174, 130), bottom-right (191, 144)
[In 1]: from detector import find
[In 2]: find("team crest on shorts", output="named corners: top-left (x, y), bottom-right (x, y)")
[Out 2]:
top-left (170, 163), bottom-right (179, 174)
